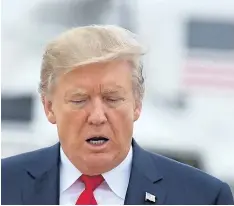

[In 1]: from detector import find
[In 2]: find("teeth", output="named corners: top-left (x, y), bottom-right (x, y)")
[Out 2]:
top-left (89, 140), bottom-right (106, 145)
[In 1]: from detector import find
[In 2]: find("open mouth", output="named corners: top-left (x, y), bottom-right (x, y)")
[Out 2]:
top-left (86, 136), bottom-right (109, 146)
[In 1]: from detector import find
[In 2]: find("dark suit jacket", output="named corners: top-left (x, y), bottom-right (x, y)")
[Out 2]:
top-left (1, 140), bottom-right (234, 205)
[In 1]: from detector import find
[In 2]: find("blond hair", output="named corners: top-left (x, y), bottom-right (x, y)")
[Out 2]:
top-left (39, 25), bottom-right (146, 101)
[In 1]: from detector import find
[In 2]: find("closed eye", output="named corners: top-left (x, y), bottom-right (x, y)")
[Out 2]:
top-left (70, 100), bottom-right (86, 104)
top-left (105, 98), bottom-right (124, 103)
top-left (107, 99), bottom-right (119, 102)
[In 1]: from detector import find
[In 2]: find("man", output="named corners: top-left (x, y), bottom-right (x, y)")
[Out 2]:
top-left (1, 25), bottom-right (233, 205)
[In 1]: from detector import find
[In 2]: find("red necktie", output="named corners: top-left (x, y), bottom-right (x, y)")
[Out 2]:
top-left (76, 174), bottom-right (104, 205)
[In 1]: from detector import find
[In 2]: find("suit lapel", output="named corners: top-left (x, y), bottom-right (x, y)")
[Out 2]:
top-left (124, 140), bottom-right (167, 205)
top-left (21, 140), bottom-right (166, 205)
top-left (21, 143), bottom-right (60, 205)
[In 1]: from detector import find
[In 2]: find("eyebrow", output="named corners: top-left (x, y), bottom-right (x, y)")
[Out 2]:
top-left (102, 90), bottom-right (123, 96)
top-left (64, 85), bottom-right (126, 98)
top-left (101, 86), bottom-right (126, 95)
top-left (65, 90), bottom-right (88, 98)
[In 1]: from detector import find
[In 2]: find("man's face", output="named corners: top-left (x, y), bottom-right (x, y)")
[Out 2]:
top-left (43, 60), bottom-right (142, 175)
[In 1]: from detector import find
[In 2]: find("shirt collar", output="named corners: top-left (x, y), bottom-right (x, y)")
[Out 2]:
top-left (60, 146), bottom-right (133, 199)
top-left (102, 146), bottom-right (133, 199)
top-left (59, 147), bottom-right (82, 194)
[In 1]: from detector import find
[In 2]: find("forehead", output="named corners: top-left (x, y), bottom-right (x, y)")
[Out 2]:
top-left (55, 60), bottom-right (133, 94)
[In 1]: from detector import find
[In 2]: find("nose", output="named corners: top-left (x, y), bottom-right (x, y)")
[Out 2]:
top-left (87, 98), bottom-right (107, 126)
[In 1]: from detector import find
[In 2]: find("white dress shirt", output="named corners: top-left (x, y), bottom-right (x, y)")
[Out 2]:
top-left (59, 146), bottom-right (133, 205)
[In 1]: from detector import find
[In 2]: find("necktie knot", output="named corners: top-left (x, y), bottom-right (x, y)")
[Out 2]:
top-left (80, 174), bottom-right (104, 191)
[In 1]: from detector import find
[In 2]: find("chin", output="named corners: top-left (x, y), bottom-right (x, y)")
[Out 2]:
top-left (84, 153), bottom-right (117, 174)
top-left (87, 152), bottom-right (114, 163)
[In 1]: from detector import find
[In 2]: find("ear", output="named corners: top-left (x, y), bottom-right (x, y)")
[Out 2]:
top-left (42, 96), bottom-right (56, 124)
top-left (134, 101), bottom-right (142, 121)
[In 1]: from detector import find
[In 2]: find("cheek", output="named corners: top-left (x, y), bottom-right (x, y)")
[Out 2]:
top-left (54, 101), bottom-right (85, 123)
top-left (109, 103), bottom-right (135, 139)
top-left (54, 107), bottom-right (85, 139)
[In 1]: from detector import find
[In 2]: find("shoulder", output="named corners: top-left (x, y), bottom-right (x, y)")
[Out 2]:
top-left (146, 150), bottom-right (233, 203)
top-left (1, 143), bottom-right (60, 204)
top-left (132, 140), bottom-right (233, 203)
top-left (1, 143), bottom-right (59, 171)
top-left (148, 150), bottom-right (223, 186)
top-left (132, 140), bottom-right (226, 190)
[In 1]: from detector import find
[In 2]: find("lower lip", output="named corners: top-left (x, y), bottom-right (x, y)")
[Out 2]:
top-left (86, 140), bottom-right (109, 150)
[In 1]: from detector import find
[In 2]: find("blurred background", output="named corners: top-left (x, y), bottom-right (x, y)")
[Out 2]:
top-left (1, 0), bottom-right (234, 194)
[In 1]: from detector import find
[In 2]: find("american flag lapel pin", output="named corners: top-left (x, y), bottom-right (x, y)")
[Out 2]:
top-left (145, 192), bottom-right (156, 203)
